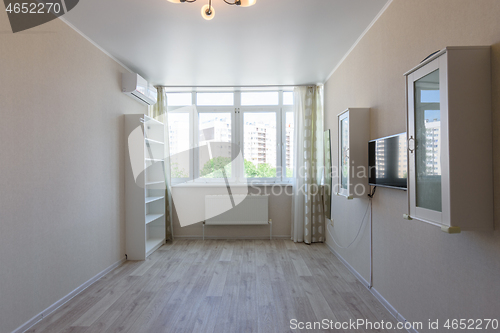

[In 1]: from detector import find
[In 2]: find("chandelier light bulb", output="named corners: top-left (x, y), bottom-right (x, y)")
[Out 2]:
top-left (238, 0), bottom-right (256, 7)
top-left (201, 4), bottom-right (215, 20)
top-left (167, 0), bottom-right (254, 20)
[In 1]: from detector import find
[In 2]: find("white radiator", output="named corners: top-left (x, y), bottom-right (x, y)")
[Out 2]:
top-left (205, 195), bottom-right (269, 225)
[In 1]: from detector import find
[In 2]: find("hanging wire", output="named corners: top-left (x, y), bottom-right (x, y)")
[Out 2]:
top-left (327, 199), bottom-right (371, 249)
top-left (327, 187), bottom-right (376, 249)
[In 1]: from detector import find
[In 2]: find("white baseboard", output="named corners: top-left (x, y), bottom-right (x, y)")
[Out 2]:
top-left (12, 257), bottom-right (126, 333)
top-left (325, 242), bottom-right (371, 289)
top-left (175, 235), bottom-right (290, 240)
top-left (325, 242), bottom-right (419, 333)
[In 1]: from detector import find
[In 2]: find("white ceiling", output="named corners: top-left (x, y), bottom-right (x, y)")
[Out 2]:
top-left (63, 0), bottom-right (389, 87)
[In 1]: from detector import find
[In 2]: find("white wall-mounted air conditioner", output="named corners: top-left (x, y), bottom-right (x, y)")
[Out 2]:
top-left (122, 73), bottom-right (157, 106)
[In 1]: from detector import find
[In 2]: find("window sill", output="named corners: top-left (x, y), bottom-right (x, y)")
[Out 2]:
top-left (171, 182), bottom-right (293, 188)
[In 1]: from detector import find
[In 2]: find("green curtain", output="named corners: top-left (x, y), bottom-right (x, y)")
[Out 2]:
top-left (291, 85), bottom-right (325, 244)
top-left (149, 87), bottom-right (173, 240)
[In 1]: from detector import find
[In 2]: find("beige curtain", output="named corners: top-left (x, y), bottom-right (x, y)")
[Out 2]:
top-left (291, 85), bottom-right (325, 244)
top-left (149, 87), bottom-right (173, 240)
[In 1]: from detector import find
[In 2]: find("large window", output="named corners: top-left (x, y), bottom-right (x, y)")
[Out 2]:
top-left (166, 90), bottom-right (294, 184)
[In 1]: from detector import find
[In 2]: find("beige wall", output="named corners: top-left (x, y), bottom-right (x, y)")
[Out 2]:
top-left (324, 0), bottom-right (500, 331)
top-left (0, 14), bottom-right (145, 333)
top-left (172, 186), bottom-right (292, 239)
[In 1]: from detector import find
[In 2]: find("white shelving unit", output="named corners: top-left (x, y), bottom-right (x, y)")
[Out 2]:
top-left (336, 108), bottom-right (370, 199)
top-left (404, 46), bottom-right (493, 233)
top-left (125, 114), bottom-right (166, 260)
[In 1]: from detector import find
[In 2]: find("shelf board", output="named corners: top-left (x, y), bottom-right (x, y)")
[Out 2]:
top-left (146, 196), bottom-right (165, 204)
top-left (146, 214), bottom-right (164, 225)
top-left (145, 181), bottom-right (164, 186)
top-left (144, 115), bottom-right (163, 126)
top-left (145, 138), bottom-right (164, 145)
top-left (146, 237), bottom-right (165, 256)
top-left (145, 158), bottom-right (164, 162)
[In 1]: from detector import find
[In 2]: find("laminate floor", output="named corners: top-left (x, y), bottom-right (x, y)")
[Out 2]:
top-left (27, 240), bottom-right (405, 333)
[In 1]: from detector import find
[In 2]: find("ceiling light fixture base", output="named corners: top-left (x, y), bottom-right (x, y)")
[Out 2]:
top-left (167, 0), bottom-right (256, 20)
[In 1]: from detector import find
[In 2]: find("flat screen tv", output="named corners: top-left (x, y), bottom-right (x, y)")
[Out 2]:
top-left (368, 133), bottom-right (407, 190)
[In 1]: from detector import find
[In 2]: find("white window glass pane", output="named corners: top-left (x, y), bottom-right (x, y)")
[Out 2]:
top-left (414, 70), bottom-right (442, 212)
top-left (283, 92), bottom-right (294, 105)
top-left (285, 112), bottom-right (294, 177)
top-left (340, 117), bottom-right (349, 190)
top-left (243, 112), bottom-right (277, 178)
top-left (198, 113), bottom-right (232, 178)
top-left (166, 93), bottom-right (192, 106)
top-left (421, 90), bottom-right (440, 103)
top-left (197, 93), bottom-right (234, 106)
top-left (168, 113), bottom-right (190, 178)
top-left (241, 92), bottom-right (279, 106)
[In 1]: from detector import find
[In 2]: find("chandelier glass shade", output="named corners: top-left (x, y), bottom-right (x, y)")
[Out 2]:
top-left (167, 0), bottom-right (256, 20)
top-left (201, 4), bottom-right (215, 20)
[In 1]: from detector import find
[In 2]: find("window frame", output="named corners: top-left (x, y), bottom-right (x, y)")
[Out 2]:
top-left (196, 92), bottom-right (235, 106)
top-left (240, 106), bottom-right (281, 183)
top-left (166, 90), bottom-right (294, 185)
top-left (195, 106), bottom-right (236, 183)
top-left (166, 105), bottom-right (195, 183)
top-left (240, 91), bottom-right (280, 106)
top-left (282, 106), bottom-right (294, 180)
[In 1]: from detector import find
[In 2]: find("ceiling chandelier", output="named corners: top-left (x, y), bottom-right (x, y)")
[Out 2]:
top-left (167, 0), bottom-right (256, 20)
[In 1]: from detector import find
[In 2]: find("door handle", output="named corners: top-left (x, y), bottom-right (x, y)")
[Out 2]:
top-left (408, 136), bottom-right (415, 153)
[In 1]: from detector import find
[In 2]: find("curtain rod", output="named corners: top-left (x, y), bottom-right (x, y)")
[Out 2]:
top-left (157, 84), bottom-right (319, 88)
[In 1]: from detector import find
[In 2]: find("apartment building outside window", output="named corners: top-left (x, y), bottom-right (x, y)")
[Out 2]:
top-left (166, 90), bottom-right (294, 184)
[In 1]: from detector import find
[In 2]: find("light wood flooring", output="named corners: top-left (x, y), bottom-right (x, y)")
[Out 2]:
top-left (27, 240), bottom-right (404, 333)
